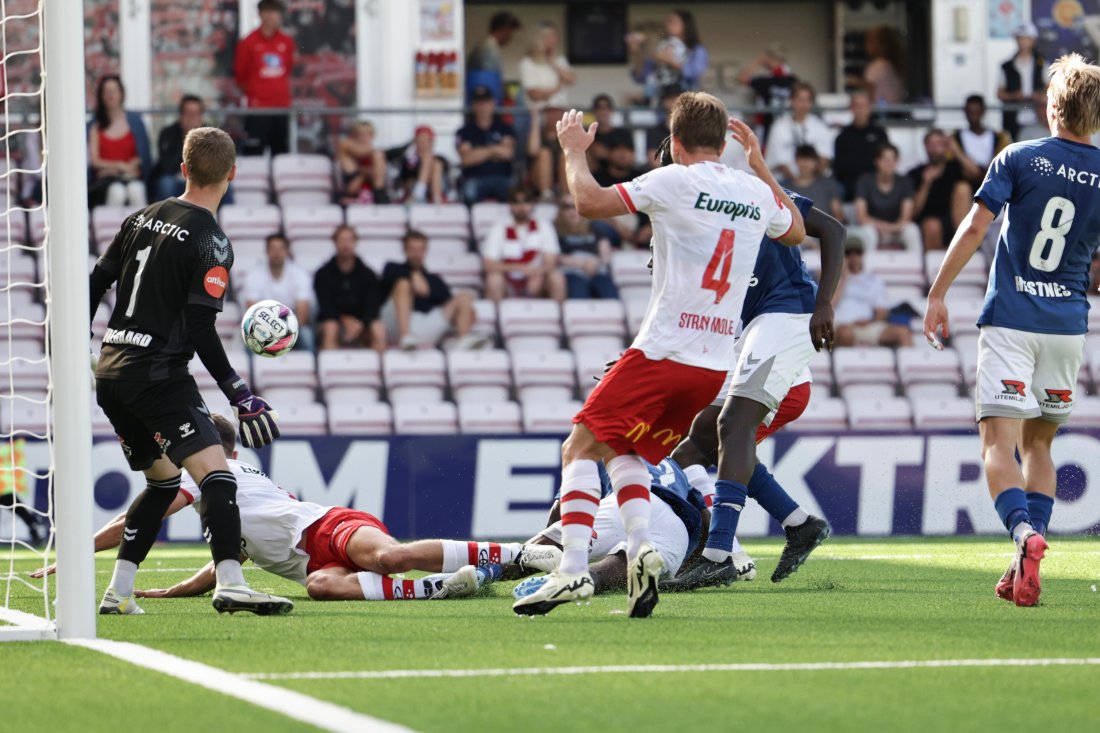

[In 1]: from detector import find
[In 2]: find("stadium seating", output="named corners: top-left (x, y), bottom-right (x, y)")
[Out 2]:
top-left (346, 204), bottom-right (409, 240)
top-left (424, 252), bottom-right (482, 292)
top-left (789, 394), bottom-right (847, 431)
top-left (610, 250), bottom-right (652, 289)
top-left (512, 350), bottom-right (576, 391)
top-left (274, 403), bottom-right (328, 434)
top-left (250, 351), bottom-right (318, 391)
top-left (408, 203), bottom-right (470, 239)
top-left (382, 350), bottom-right (447, 391)
top-left (323, 386), bottom-right (381, 405)
top-left (896, 346), bottom-right (962, 387)
top-left (392, 401), bottom-right (458, 434)
top-left (911, 397), bottom-right (974, 430)
top-left (447, 349), bottom-right (511, 391)
top-left (832, 347), bottom-right (898, 387)
top-left (271, 154), bottom-right (334, 206)
top-left (91, 206), bottom-right (130, 251)
top-left (846, 396), bottom-right (913, 430)
top-left (865, 249), bottom-right (924, 287)
top-left (499, 299), bottom-right (562, 340)
top-left (219, 204), bottom-right (282, 241)
top-left (317, 350), bottom-right (382, 390)
top-left (282, 205), bottom-right (345, 241)
top-left (561, 300), bottom-right (626, 340)
top-left (458, 401), bottom-right (522, 434)
top-left (327, 402), bottom-right (393, 434)
top-left (521, 400), bottom-right (583, 433)
top-left (471, 202), bottom-right (509, 241)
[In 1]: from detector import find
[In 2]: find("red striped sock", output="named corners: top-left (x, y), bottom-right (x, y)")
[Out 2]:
top-left (439, 541), bottom-right (520, 572)
top-left (608, 455), bottom-right (652, 560)
top-left (559, 459), bottom-right (601, 575)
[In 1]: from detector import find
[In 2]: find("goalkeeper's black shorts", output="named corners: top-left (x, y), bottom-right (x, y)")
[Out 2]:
top-left (96, 375), bottom-right (221, 471)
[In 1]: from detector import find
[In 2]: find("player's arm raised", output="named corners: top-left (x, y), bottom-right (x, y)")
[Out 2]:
top-left (924, 200), bottom-right (997, 347)
top-left (805, 206), bottom-right (847, 351)
top-left (557, 109), bottom-right (630, 220)
top-left (728, 118), bottom-right (805, 246)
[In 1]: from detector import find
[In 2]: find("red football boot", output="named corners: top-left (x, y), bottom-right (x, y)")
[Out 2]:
top-left (1012, 532), bottom-right (1048, 607)
top-left (995, 561), bottom-right (1015, 602)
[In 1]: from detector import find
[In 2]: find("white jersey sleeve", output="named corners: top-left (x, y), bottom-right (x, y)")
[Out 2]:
top-left (190, 459), bottom-right (329, 586)
top-left (764, 192), bottom-right (794, 240)
top-left (612, 165), bottom-right (685, 216)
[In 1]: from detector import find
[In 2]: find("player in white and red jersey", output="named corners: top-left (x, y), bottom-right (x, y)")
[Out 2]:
top-left (512, 95), bottom-right (805, 618)
top-left (37, 415), bottom-right (560, 604)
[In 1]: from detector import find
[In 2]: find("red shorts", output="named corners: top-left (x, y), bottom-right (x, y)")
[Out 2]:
top-left (755, 381), bottom-right (811, 443)
top-left (302, 507), bottom-right (389, 575)
top-left (575, 348), bottom-right (726, 464)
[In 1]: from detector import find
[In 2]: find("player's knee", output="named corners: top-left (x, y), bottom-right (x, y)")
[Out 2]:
top-left (306, 574), bottom-right (338, 600)
top-left (372, 545), bottom-right (412, 575)
top-left (716, 407), bottom-right (754, 446)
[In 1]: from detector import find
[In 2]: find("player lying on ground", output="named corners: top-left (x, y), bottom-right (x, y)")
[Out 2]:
top-left (35, 415), bottom-right (560, 603)
top-left (508, 457), bottom-right (709, 600)
top-left (924, 54), bottom-right (1100, 607)
top-left (88, 126), bottom-right (287, 616)
top-left (514, 95), bottom-right (805, 619)
top-left (665, 119), bottom-right (834, 595)
top-left (670, 180), bottom-right (845, 589)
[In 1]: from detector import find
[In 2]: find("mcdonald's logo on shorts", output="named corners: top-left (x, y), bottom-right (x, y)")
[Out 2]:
top-left (653, 428), bottom-right (683, 446)
top-left (625, 421), bottom-right (651, 442)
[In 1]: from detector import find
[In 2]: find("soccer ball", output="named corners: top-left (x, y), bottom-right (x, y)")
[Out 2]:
top-left (241, 300), bottom-right (299, 357)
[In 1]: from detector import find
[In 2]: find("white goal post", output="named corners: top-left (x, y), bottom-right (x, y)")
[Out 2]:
top-left (0, 0), bottom-right (94, 641)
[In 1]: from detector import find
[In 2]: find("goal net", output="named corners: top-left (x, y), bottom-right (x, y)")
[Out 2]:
top-left (0, 0), bottom-right (94, 641)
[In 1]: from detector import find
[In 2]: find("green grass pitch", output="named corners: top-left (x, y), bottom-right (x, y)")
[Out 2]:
top-left (4, 536), bottom-right (1100, 733)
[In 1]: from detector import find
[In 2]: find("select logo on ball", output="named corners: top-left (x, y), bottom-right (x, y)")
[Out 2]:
top-left (204, 266), bottom-right (229, 298)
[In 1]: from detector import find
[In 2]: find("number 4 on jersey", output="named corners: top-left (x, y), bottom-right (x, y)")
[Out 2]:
top-left (701, 229), bottom-right (736, 304)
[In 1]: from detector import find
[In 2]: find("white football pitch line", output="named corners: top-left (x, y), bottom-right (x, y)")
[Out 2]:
top-left (67, 639), bottom-right (417, 733)
top-left (243, 657), bottom-right (1100, 681)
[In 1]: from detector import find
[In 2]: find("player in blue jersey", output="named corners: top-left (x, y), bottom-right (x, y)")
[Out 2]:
top-left (511, 458), bottom-right (708, 597)
top-left (668, 187), bottom-right (846, 589)
top-left (924, 54), bottom-right (1100, 607)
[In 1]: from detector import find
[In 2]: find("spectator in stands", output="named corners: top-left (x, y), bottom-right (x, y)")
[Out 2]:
top-left (243, 234), bottom-right (314, 352)
top-left (381, 230), bottom-right (484, 351)
top-left (481, 187), bottom-right (565, 303)
top-left (832, 90), bottom-right (889, 201)
top-left (997, 23), bottom-right (1048, 141)
top-left (456, 85), bottom-right (516, 204)
top-left (589, 94), bottom-right (632, 167)
top-left (151, 94), bottom-right (205, 201)
top-left (593, 136), bottom-right (647, 248)
top-left (314, 225), bottom-right (386, 352)
top-left (738, 44), bottom-right (796, 111)
top-left (765, 82), bottom-right (833, 181)
top-left (554, 195), bottom-right (618, 300)
top-left (908, 129), bottom-right (971, 251)
top-left (527, 107), bottom-right (567, 202)
top-left (833, 236), bottom-right (912, 348)
top-left (337, 121), bottom-right (388, 204)
top-left (234, 0), bottom-right (294, 156)
top-left (626, 10), bottom-right (708, 103)
top-left (780, 145), bottom-right (844, 223)
top-left (863, 26), bottom-right (905, 106)
top-left (519, 22), bottom-right (574, 112)
top-left (851, 143), bottom-right (921, 252)
top-left (645, 88), bottom-right (678, 168)
top-left (953, 94), bottom-right (1011, 187)
top-left (87, 75), bottom-right (151, 208)
top-left (466, 11), bottom-right (521, 104)
top-left (391, 125), bottom-right (448, 204)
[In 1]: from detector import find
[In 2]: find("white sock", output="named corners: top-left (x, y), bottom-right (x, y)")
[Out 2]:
top-left (729, 536), bottom-right (744, 554)
top-left (438, 540), bottom-right (521, 572)
top-left (703, 547), bottom-right (731, 563)
top-left (607, 455), bottom-right (653, 560)
top-left (558, 460), bottom-right (601, 575)
top-left (357, 571), bottom-right (442, 600)
top-left (412, 181), bottom-right (428, 201)
top-left (782, 507), bottom-right (809, 528)
top-left (215, 559), bottom-right (247, 587)
top-left (108, 559), bottom-right (138, 598)
top-left (1011, 520), bottom-right (1035, 544)
top-left (683, 464), bottom-right (717, 507)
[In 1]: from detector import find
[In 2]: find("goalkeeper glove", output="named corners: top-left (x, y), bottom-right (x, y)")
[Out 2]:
top-left (219, 374), bottom-right (281, 448)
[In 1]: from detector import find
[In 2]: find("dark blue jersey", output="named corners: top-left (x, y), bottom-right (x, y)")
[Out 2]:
top-left (740, 190), bottom-right (818, 323)
top-left (976, 137), bottom-right (1100, 334)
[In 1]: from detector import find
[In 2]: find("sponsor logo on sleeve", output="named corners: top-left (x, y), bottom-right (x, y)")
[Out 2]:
top-left (1044, 388), bottom-right (1073, 404)
top-left (204, 266), bottom-right (229, 298)
top-left (1000, 380), bottom-right (1027, 397)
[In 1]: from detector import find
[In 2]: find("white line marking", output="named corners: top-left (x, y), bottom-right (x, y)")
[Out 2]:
top-left (0, 607), bottom-right (55, 640)
top-left (68, 639), bottom-right (416, 733)
top-left (243, 657), bottom-right (1100, 681)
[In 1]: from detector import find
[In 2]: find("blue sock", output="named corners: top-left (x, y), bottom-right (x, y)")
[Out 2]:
top-left (747, 463), bottom-right (798, 524)
top-left (1026, 493), bottom-right (1054, 536)
top-left (993, 488), bottom-right (1031, 537)
top-left (703, 480), bottom-right (748, 560)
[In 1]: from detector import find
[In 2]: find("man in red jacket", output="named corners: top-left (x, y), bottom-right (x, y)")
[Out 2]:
top-left (234, 0), bottom-right (295, 156)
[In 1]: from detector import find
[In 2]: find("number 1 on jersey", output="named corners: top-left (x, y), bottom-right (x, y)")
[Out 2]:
top-left (124, 247), bottom-right (151, 318)
top-left (701, 229), bottom-right (736, 304)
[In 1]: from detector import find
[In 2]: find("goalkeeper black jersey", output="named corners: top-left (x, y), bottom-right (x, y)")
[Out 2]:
top-left (93, 197), bottom-right (234, 382)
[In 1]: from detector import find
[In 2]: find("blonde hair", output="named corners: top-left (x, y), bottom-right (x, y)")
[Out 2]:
top-left (182, 127), bottom-right (235, 188)
top-left (670, 92), bottom-right (728, 153)
top-left (525, 22), bottom-right (557, 65)
top-left (1047, 53), bottom-right (1100, 137)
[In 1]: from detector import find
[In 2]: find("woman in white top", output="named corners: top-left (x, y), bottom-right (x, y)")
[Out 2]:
top-left (519, 22), bottom-right (575, 110)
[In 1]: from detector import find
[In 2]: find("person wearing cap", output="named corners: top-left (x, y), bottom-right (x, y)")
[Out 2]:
top-left (832, 236), bottom-right (912, 348)
top-left (392, 125), bottom-right (448, 204)
top-left (234, 0), bottom-right (295, 156)
top-left (466, 10), bottom-right (521, 104)
top-left (997, 23), bottom-right (1049, 140)
top-left (456, 86), bottom-right (516, 204)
